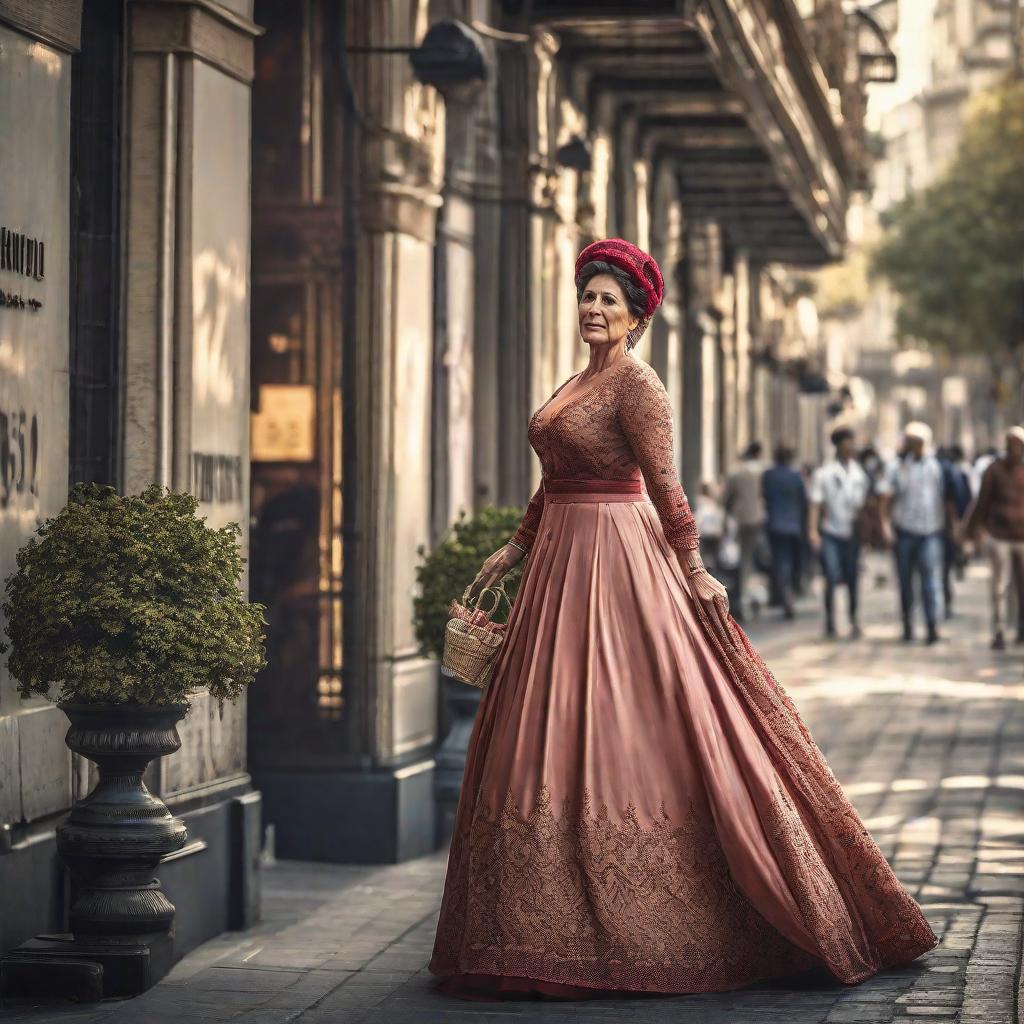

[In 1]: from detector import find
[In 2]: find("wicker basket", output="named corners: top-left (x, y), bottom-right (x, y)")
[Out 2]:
top-left (441, 584), bottom-right (511, 689)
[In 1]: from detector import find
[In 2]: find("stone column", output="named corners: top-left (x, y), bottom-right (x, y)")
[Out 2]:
top-left (750, 263), bottom-right (773, 447)
top-left (719, 271), bottom-right (738, 474)
top-left (681, 217), bottom-right (723, 500)
top-left (433, 98), bottom-right (478, 537)
top-left (470, 87), bottom-right (503, 508)
top-left (648, 160), bottom-right (685, 476)
top-left (434, 4), bottom-right (500, 842)
top-left (492, 34), bottom-right (533, 506)
top-left (340, 0), bottom-right (442, 860)
top-left (734, 250), bottom-right (753, 453)
top-left (121, 0), bottom-right (261, 930)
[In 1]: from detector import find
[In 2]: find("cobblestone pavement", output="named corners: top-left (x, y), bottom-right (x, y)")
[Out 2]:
top-left (5, 556), bottom-right (1024, 1024)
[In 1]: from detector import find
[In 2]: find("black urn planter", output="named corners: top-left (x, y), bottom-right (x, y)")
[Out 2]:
top-left (57, 703), bottom-right (189, 938)
top-left (0, 702), bottom-right (189, 1001)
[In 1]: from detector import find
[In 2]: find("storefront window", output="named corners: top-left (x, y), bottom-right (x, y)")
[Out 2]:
top-left (249, 0), bottom-right (350, 766)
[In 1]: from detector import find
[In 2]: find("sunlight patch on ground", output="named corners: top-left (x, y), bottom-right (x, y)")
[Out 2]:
top-left (842, 774), bottom-right (1024, 798)
top-left (979, 817), bottom-right (1024, 840)
top-left (941, 775), bottom-right (997, 790)
top-left (862, 813), bottom-right (910, 832)
top-left (790, 675), bottom-right (1024, 701)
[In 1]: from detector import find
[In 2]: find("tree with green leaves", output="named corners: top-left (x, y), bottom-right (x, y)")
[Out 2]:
top-left (872, 80), bottom-right (1024, 360)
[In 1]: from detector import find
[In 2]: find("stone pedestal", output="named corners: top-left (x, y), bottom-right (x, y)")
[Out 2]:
top-left (1, 934), bottom-right (173, 1001)
top-left (0, 703), bottom-right (189, 1000)
top-left (256, 760), bottom-right (435, 865)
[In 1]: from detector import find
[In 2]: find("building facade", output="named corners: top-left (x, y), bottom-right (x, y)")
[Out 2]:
top-left (821, 0), bottom-right (1016, 453)
top-left (0, 0), bottom-right (869, 969)
top-left (0, 0), bottom-right (262, 963)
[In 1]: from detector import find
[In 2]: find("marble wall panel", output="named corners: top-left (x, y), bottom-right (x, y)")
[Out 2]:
top-left (17, 705), bottom-right (71, 822)
top-left (389, 232), bottom-right (434, 658)
top-left (0, 714), bottom-right (20, 823)
top-left (189, 59), bottom-right (250, 545)
top-left (159, 59), bottom-right (250, 798)
top-left (441, 194), bottom-right (475, 524)
top-left (0, 25), bottom-right (72, 823)
top-left (390, 657), bottom-right (438, 759)
top-left (162, 689), bottom-right (247, 797)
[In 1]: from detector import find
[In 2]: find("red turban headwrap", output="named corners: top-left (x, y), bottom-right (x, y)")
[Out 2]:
top-left (575, 238), bottom-right (664, 318)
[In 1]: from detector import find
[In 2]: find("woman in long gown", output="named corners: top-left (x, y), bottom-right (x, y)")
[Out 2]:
top-left (428, 239), bottom-right (937, 1001)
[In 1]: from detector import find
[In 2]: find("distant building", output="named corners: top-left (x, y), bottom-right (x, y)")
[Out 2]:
top-left (822, 0), bottom-right (1015, 453)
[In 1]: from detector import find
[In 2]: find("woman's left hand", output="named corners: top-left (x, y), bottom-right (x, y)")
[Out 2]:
top-left (679, 551), bottom-right (731, 634)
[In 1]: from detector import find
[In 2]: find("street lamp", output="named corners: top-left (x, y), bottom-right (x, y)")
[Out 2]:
top-left (851, 8), bottom-right (897, 84)
top-left (347, 19), bottom-right (488, 101)
top-left (555, 135), bottom-right (592, 172)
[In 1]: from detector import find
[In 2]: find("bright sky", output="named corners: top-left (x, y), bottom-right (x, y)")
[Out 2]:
top-left (864, 0), bottom-right (939, 130)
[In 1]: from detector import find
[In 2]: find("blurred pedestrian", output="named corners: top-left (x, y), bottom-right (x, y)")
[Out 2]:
top-left (878, 422), bottom-right (946, 644)
top-left (971, 446), bottom-right (998, 496)
top-left (762, 444), bottom-right (807, 619)
top-left (794, 462), bottom-right (816, 596)
top-left (695, 480), bottom-right (726, 575)
top-left (959, 426), bottom-right (1024, 650)
top-left (940, 443), bottom-right (972, 617)
top-left (856, 447), bottom-right (885, 549)
top-left (724, 441), bottom-right (766, 622)
top-left (858, 447), bottom-right (891, 589)
top-left (809, 428), bottom-right (870, 639)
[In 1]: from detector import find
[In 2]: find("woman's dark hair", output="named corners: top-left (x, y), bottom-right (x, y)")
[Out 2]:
top-left (830, 427), bottom-right (854, 448)
top-left (575, 260), bottom-right (649, 349)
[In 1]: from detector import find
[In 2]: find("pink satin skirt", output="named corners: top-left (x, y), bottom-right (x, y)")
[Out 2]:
top-left (429, 480), bottom-right (936, 999)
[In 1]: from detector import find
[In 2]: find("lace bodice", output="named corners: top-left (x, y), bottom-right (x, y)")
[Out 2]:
top-left (510, 357), bottom-right (699, 553)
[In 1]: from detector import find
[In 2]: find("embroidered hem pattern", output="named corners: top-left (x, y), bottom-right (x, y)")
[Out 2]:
top-left (430, 786), bottom-right (820, 993)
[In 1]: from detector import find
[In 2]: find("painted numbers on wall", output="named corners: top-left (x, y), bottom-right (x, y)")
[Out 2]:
top-left (0, 409), bottom-right (40, 507)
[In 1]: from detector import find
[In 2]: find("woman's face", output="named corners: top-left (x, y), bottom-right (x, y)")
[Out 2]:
top-left (578, 273), bottom-right (639, 347)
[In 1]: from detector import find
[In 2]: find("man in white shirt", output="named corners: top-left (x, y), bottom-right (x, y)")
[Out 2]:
top-left (809, 428), bottom-right (871, 639)
top-left (877, 421), bottom-right (947, 644)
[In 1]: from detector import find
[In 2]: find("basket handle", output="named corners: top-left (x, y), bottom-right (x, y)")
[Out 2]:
top-left (462, 580), bottom-right (512, 618)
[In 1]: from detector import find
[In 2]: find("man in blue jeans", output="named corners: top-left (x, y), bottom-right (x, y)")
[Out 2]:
top-left (809, 428), bottom-right (870, 638)
top-left (878, 422), bottom-right (947, 644)
top-left (762, 444), bottom-right (807, 619)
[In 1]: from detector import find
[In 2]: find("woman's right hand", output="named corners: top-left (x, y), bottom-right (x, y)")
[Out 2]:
top-left (468, 543), bottom-right (525, 601)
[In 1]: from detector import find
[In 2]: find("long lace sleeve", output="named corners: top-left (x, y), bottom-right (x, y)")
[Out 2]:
top-left (618, 363), bottom-right (700, 552)
top-left (510, 480), bottom-right (545, 552)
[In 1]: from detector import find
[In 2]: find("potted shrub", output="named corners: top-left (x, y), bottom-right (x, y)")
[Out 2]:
top-left (413, 505), bottom-right (524, 841)
top-left (0, 483), bottom-right (265, 986)
top-left (413, 505), bottom-right (525, 659)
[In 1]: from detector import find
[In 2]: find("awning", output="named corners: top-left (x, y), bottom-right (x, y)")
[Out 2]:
top-left (506, 0), bottom-right (854, 265)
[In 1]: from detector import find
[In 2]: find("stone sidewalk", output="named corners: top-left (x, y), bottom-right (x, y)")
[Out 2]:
top-left (4, 556), bottom-right (1024, 1024)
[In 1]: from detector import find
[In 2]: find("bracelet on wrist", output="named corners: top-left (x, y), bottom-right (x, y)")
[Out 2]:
top-left (508, 539), bottom-right (529, 555)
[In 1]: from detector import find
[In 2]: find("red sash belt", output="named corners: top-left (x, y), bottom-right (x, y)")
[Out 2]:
top-left (544, 477), bottom-right (644, 504)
